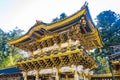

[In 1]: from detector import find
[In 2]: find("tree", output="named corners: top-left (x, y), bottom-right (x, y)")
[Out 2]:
top-left (0, 28), bottom-right (24, 69)
top-left (91, 10), bottom-right (120, 74)
top-left (96, 10), bottom-right (117, 29)
top-left (60, 13), bottom-right (67, 20)
top-left (52, 17), bottom-right (59, 23)
top-left (96, 10), bottom-right (120, 46)
top-left (52, 13), bottom-right (67, 22)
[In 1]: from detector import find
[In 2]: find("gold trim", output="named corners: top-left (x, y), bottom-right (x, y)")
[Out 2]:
top-left (17, 48), bottom-right (96, 71)
top-left (92, 73), bottom-right (120, 78)
top-left (9, 9), bottom-right (86, 45)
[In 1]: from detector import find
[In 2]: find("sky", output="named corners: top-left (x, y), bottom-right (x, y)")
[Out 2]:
top-left (0, 0), bottom-right (120, 33)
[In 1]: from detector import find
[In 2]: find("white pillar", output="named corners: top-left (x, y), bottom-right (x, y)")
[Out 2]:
top-left (23, 72), bottom-right (28, 80)
top-left (55, 70), bottom-right (59, 80)
top-left (74, 70), bottom-right (79, 80)
top-left (77, 65), bottom-right (83, 80)
top-left (66, 73), bottom-right (70, 80)
top-left (36, 71), bottom-right (39, 80)
top-left (83, 68), bottom-right (90, 80)
top-left (88, 71), bottom-right (93, 80)
top-left (48, 75), bottom-right (52, 80)
top-left (83, 75), bottom-right (86, 80)
top-left (79, 73), bottom-right (84, 80)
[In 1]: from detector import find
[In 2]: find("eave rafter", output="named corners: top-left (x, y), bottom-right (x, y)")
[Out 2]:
top-left (17, 47), bottom-right (97, 71)
top-left (12, 21), bottom-right (102, 52)
top-left (33, 32), bottom-right (42, 38)
top-left (9, 4), bottom-right (103, 51)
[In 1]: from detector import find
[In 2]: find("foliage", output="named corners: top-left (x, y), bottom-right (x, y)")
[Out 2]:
top-left (60, 13), bottom-right (67, 20)
top-left (52, 13), bottom-right (67, 22)
top-left (52, 17), bottom-right (59, 23)
top-left (96, 10), bottom-right (120, 46)
top-left (91, 10), bottom-right (120, 74)
top-left (0, 27), bottom-right (24, 69)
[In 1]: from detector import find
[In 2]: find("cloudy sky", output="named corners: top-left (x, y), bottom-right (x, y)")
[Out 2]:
top-left (0, 0), bottom-right (120, 32)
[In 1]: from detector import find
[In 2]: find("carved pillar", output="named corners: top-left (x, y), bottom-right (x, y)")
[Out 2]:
top-left (48, 75), bottom-right (52, 80)
top-left (83, 68), bottom-right (90, 80)
top-left (23, 72), bottom-right (28, 80)
top-left (55, 69), bottom-right (59, 80)
top-left (36, 70), bottom-right (39, 80)
top-left (77, 65), bottom-right (84, 80)
top-left (65, 73), bottom-right (70, 80)
top-left (88, 71), bottom-right (93, 80)
top-left (74, 70), bottom-right (79, 80)
top-left (83, 75), bottom-right (87, 80)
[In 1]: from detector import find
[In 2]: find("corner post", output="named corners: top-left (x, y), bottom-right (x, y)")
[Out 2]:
top-left (24, 72), bottom-right (28, 80)
top-left (66, 73), bottom-right (70, 80)
top-left (55, 69), bottom-right (59, 80)
top-left (36, 70), bottom-right (39, 80)
top-left (74, 70), bottom-right (79, 80)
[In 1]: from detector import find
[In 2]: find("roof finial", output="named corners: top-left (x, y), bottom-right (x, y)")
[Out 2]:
top-left (35, 20), bottom-right (42, 25)
top-left (84, 1), bottom-right (88, 6)
top-left (81, 1), bottom-right (88, 9)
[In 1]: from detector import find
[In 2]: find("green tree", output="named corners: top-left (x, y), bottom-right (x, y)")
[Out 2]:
top-left (96, 10), bottom-right (120, 46)
top-left (60, 13), bottom-right (67, 20)
top-left (52, 13), bottom-right (67, 22)
top-left (0, 27), bottom-right (24, 69)
top-left (91, 10), bottom-right (120, 74)
top-left (52, 17), bottom-right (59, 23)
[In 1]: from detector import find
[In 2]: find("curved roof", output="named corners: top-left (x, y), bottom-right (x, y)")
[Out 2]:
top-left (0, 67), bottom-right (21, 75)
top-left (8, 3), bottom-right (103, 52)
top-left (8, 3), bottom-right (87, 45)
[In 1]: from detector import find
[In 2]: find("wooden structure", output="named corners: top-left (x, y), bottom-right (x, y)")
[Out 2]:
top-left (9, 3), bottom-right (102, 80)
top-left (91, 45), bottom-right (120, 80)
top-left (0, 67), bottom-right (23, 80)
top-left (112, 60), bottom-right (120, 74)
top-left (91, 73), bottom-right (120, 80)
